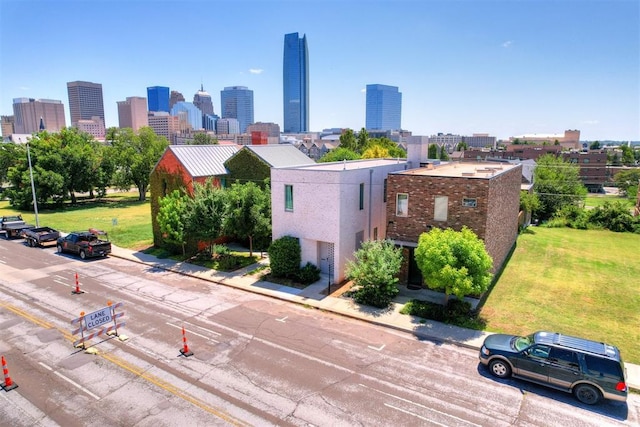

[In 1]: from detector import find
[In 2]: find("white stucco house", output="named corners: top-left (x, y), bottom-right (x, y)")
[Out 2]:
top-left (271, 158), bottom-right (409, 284)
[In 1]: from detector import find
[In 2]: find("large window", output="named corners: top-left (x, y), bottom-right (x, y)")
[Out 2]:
top-left (383, 179), bottom-right (387, 202)
top-left (359, 183), bottom-right (364, 210)
top-left (396, 193), bottom-right (408, 217)
top-left (462, 198), bottom-right (477, 208)
top-left (434, 196), bottom-right (448, 221)
top-left (285, 185), bottom-right (293, 211)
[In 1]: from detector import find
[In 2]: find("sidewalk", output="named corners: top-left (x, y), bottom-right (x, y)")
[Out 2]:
top-left (109, 244), bottom-right (640, 394)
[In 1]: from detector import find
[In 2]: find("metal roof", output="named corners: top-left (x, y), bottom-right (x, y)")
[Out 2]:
top-left (168, 144), bottom-right (240, 177)
top-left (244, 145), bottom-right (316, 168)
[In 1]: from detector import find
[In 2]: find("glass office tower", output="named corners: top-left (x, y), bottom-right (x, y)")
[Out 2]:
top-left (67, 81), bottom-right (105, 126)
top-left (365, 84), bottom-right (402, 131)
top-left (147, 86), bottom-right (170, 112)
top-left (221, 86), bottom-right (254, 133)
top-left (283, 32), bottom-right (309, 133)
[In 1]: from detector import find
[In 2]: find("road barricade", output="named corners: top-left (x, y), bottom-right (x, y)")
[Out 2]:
top-left (71, 301), bottom-right (125, 349)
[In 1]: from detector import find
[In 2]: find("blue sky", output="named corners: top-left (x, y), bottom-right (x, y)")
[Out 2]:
top-left (1, 0), bottom-right (638, 141)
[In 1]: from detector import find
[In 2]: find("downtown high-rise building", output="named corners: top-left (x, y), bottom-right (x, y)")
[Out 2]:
top-left (221, 86), bottom-right (254, 133)
top-left (283, 32), bottom-right (309, 133)
top-left (12, 98), bottom-right (66, 134)
top-left (67, 81), bottom-right (105, 128)
top-left (117, 96), bottom-right (148, 131)
top-left (169, 90), bottom-right (185, 110)
top-left (147, 86), bottom-right (170, 112)
top-left (170, 101), bottom-right (202, 131)
top-left (193, 85), bottom-right (214, 116)
top-left (365, 84), bottom-right (402, 131)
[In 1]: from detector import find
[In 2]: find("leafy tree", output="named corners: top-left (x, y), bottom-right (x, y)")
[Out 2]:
top-left (111, 127), bottom-right (168, 201)
top-left (185, 179), bottom-right (227, 253)
top-left (428, 144), bottom-right (438, 159)
top-left (318, 147), bottom-right (360, 163)
top-left (365, 137), bottom-right (406, 158)
top-left (620, 145), bottom-right (635, 166)
top-left (346, 239), bottom-right (403, 308)
top-left (520, 190), bottom-right (540, 213)
top-left (613, 169), bottom-right (640, 197)
top-left (268, 236), bottom-right (301, 278)
top-left (533, 154), bottom-right (587, 222)
top-left (223, 180), bottom-right (271, 257)
top-left (0, 142), bottom-right (23, 184)
top-left (361, 145), bottom-right (390, 159)
top-left (589, 141), bottom-right (601, 150)
top-left (356, 128), bottom-right (369, 152)
top-left (55, 127), bottom-right (100, 203)
top-left (192, 133), bottom-right (218, 145)
top-left (439, 145), bottom-right (450, 161)
top-left (588, 201), bottom-right (637, 233)
top-left (94, 143), bottom-right (117, 197)
top-left (415, 227), bottom-right (493, 305)
top-left (157, 189), bottom-right (190, 255)
top-left (338, 129), bottom-right (358, 152)
top-left (456, 141), bottom-right (468, 151)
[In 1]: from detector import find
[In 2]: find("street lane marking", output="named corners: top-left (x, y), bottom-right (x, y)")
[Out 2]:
top-left (39, 362), bottom-right (100, 400)
top-left (275, 316), bottom-right (288, 323)
top-left (360, 384), bottom-right (481, 427)
top-left (368, 344), bottom-right (385, 351)
top-left (166, 322), bottom-right (219, 343)
top-left (385, 403), bottom-right (447, 425)
top-left (0, 301), bottom-right (54, 329)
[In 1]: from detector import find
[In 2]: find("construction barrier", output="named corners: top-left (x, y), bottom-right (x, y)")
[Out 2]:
top-left (70, 302), bottom-right (125, 349)
top-left (180, 326), bottom-right (194, 357)
top-left (1, 356), bottom-right (18, 391)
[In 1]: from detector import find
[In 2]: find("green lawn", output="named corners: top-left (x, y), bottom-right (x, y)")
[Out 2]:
top-left (584, 194), bottom-right (634, 209)
top-left (0, 192), bottom-right (153, 249)
top-left (481, 227), bottom-right (640, 363)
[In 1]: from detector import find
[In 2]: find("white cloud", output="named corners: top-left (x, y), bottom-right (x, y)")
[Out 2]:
top-left (249, 68), bottom-right (264, 74)
top-left (502, 40), bottom-right (513, 48)
top-left (360, 88), bottom-right (366, 93)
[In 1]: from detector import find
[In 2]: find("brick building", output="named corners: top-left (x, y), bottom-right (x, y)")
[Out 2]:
top-left (386, 161), bottom-right (522, 286)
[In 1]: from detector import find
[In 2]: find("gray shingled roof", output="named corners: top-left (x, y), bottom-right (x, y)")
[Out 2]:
top-left (244, 144), bottom-right (316, 167)
top-left (169, 145), bottom-right (240, 177)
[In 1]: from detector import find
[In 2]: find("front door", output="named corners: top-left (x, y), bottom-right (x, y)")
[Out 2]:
top-left (514, 344), bottom-right (551, 382)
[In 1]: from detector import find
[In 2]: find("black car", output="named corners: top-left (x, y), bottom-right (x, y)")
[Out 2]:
top-left (479, 331), bottom-right (627, 405)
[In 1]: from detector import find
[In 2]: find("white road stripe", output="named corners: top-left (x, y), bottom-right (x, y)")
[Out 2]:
top-left (165, 322), bottom-right (219, 343)
top-left (385, 403), bottom-right (448, 426)
top-left (368, 344), bottom-right (386, 351)
top-left (39, 362), bottom-right (100, 400)
top-left (361, 383), bottom-right (481, 427)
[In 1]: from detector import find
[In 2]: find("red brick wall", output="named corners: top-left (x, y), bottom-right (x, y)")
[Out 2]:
top-left (385, 165), bottom-right (521, 273)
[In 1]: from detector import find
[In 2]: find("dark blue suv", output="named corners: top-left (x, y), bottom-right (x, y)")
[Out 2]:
top-left (479, 331), bottom-right (627, 405)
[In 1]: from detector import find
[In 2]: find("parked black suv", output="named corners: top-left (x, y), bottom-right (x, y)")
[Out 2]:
top-left (479, 331), bottom-right (627, 405)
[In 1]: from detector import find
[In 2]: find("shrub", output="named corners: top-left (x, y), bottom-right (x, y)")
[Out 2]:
top-left (268, 236), bottom-right (301, 278)
top-left (216, 254), bottom-right (239, 271)
top-left (296, 262), bottom-right (321, 285)
top-left (400, 298), bottom-right (486, 330)
top-left (587, 201), bottom-right (635, 232)
top-left (211, 244), bottom-right (230, 257)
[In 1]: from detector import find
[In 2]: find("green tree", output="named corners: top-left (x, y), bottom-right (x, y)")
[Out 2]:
top-left (589, 141), bottom-right (601, 150)
top-left (356, 128), bottom-right (369, 152)
top-left (613, 169), bottom-right (640, 197)
top-left (346, 239), bottom-right (403, 308)
top-left (365, 137), bottom-right (406, 158)
top-left (520, 190), bottom-right (540, 214)
top-left (456, 141), bottom-right (468, 151)
top-left (191, 133), bottom-right (218, 145)
top-left (224, 181), bottom-right (271, 257)
top-left (0, 142), bottom-right (24, 184)
top-left (428, 144), bottom-right (438, 159)
top-left (415, 227), bottom-right (493, 305)
top-left (439, 145), bottom-right (450, 161)
top-left (157, 189), bottom-right (190, 255)
top-left (533, 154), bottom-right (587, 221)
top-left (338, 129), bottom-right (358, 152)
top-left (185, 179), bottom-right (227, 253)
top-left (112, 127), bottom-right (169, 201)
top-left (588, 201), bottom-right (637, 233)
top-left (620, 145), bottom-right (635, 166)
top-left (56, 127), bottom-right (100, 203)
top-left (318, 147), bottom-right (360, 162)
top-left (361, 145), bottom-right (390, 159)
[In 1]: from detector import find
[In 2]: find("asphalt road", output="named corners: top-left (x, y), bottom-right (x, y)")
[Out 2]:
top-left (0, 238), bottom-right (638, 426)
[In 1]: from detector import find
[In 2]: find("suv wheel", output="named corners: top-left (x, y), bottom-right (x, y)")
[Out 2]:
top-left (574, 384), bottom-right (601, 405)
top-left (57, 244), bottom-right (63, 253)
top-left (489, 359), bottom-right (512, 379)
top-left (79, 250), bottom-right (87, 260)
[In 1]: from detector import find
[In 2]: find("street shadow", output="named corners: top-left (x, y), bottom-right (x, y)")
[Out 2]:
top-left (476, 364), bottom-right (629, 421)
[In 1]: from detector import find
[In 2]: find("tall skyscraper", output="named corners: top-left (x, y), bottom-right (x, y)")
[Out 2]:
top-left (147, 86), bottom-right (170, 112)
top-left (221, 86), bottom-right (254, 133)
top-left (1, 115), bottom-right (15, 139)
top-left (169, 90), bottom-right (185, 110)
top-left (117, 96), bottom-right (148, 131)
top-left (67, 81), bottom-right (105, 127)
top-left (283, 32), bottom-right (309, 133)
top-left (170, 101), bottom-right (202, 131)
top-left (365, 84), bottom-right (402, 131)
top-left (12, 98), bottom-right (66, 134)
top-left (193, 85), bottom-right (214, 116)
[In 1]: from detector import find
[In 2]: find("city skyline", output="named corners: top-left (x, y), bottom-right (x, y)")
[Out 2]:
top-left (283, 32), bottom-right (309, 133)
top-left (0, 1), bottom-right (638, 141)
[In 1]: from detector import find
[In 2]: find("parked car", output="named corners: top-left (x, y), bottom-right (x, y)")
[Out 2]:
top-left (0, 215), bottom-right (34, 239)
top-left (479, 331), bottom-right (627, 405)
top-left (56, 231), bottom-right (111, 259)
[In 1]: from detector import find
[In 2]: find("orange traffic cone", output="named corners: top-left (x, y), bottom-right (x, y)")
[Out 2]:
top-left (1, 356), bottom-right (18, 391)
top-left (179, 326), bottom-right (193, 357)
top-left (72, 272), bottom-right (84, 294)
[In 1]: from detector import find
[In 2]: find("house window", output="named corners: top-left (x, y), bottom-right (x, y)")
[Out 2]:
top-left (396, 193), bottom-right (408, 217)
top-left (373, 227), bottom-right (378, 240)
top-left (434, 196), bottom-right (448, 221)
top-left (462, 198), bottom-right (477, 208)
top-left (285, 185), bottom-right (293, 211)
top-left (383, 179), bottom-right (387, 202)
top-left (359, 183), bottom-right (364, 210)
top-left (583, 158), bottom-right (590, 163)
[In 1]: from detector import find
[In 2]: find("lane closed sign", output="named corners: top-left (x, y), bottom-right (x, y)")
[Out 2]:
top-left (85, 306), bottom-right (113, 331)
